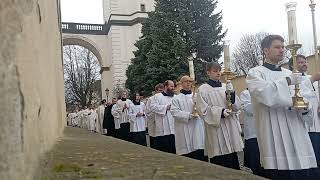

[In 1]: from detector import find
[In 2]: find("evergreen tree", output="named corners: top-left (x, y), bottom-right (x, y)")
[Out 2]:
top-left (126, 0), bottom-right (226, 97)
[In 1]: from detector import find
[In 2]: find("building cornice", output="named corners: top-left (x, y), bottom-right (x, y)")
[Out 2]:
top-left (106, 11), bottom-right (148, 23)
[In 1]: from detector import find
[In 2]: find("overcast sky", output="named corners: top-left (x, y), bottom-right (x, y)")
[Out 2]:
top-left (61, 0), bottom-right (320, 56)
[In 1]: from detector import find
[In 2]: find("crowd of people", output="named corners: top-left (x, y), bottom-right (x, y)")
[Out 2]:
top-left (67, 34), bottom-right (320, 180)
top-left (67, 104), bottom-right (104, 133)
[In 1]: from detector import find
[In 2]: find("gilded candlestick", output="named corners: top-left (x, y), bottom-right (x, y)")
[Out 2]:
top-left (285, 2), bottom-right (308, 109)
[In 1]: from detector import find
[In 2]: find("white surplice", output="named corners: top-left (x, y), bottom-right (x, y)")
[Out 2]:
top-left (301, 75), bottom-right (320, 132)
top-left (95, 105), bottom-right (105, 133)
top-left (240, 89), bottom-right (257, 140)
top-left (80, 109), bottom-right (90, 129)
top-left (196, 83), bottom-right (244, 159)
top-left (171, 93), bottom-right (205, 155)
top-left (111, 103), bottom-right (121, 130)
top-left (112, 99), bottom-right (132, 125)
top-left (150, 93), bottom-right (175, 136)
top-left (129, 102), bottom-right (147, 132)
top-left (68, 112), bottom-right (77, 126)
top-left (75, 111), bottom-right (82, 127)
top-left (87, 109), bottom-right (97, 131)
top-left (78, 110), bottom-right (85, 128)
top-left (145, 96), bottom-right (156, 137)
top-left (67, 113), bottom-right (71, 126)
top-left (246, 66), bottom-right (317, 170)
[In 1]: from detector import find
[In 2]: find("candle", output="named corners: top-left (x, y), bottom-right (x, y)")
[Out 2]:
top-left (223, 40), bottom-right (230, 70)
top-left (286, 2), bottom-right (298, 44)
top-left (188, 60), bottom-right (195, 80)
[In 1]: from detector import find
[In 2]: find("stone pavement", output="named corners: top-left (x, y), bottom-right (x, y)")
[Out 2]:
top-left (38, 127), bottom-right (265, 180)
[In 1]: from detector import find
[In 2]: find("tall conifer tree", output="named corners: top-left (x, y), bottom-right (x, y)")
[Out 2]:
top-left (126, 0), bottom-right (226, 96)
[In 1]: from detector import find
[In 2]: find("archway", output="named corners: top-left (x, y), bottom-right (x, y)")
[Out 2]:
top-left (62, 35), bottom-right (103, 66)
top-left (62, 37), bottom-right (102, 112)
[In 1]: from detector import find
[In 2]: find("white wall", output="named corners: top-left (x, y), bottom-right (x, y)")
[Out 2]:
top-left (104, 0), bottom-right (155, 19)
top-left (109, 23), bottom-right (142, 87)
top-left (69, 0), bottom-right (156, 99)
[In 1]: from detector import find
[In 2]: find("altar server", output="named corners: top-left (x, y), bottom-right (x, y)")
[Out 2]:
top-left (171, 75), bottom-right (205, 161)
top-left (246, 35), bottom-right (317, 179)
top-left (196, 62), bottom-right (243, 170)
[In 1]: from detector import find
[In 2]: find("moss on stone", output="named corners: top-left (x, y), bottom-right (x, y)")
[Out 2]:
top-left (80, 169), bottom-right (103, 179)
top-left (52, 164), bottom-right (81, 173)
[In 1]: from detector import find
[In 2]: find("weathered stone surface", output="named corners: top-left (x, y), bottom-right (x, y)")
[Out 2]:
top-left (39, 128), bottom-right (265, 180)
top-left (0, 0), bottom-right (65, 179)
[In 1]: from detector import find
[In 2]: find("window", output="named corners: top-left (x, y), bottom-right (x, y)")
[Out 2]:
top-left (140, 4), bottom-right (146, 12)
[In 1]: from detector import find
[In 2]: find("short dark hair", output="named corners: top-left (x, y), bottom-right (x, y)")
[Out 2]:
top-left (101, 99), bottom-right (106, 104)
top-left (164, 80), bottom-right (174, 87)
top-left (288, 54), bottom-right (307, 71)
top-left (261, 35), bottom-right (284, 51)
top-left (296, 54), bottom-right (306, 60)
top-left (206, 62), bottom-right (221, 71)
top-left (154, 83), bottom-right (164, 91)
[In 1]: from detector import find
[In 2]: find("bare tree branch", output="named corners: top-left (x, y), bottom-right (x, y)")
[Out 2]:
top-left (231, 32), bottom-right (269, 76)
top-left (63, 45), bottom-right (101, 110)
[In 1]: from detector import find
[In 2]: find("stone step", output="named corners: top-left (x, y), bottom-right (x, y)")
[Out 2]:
top-left (39, 127), bottom-right (265, 180)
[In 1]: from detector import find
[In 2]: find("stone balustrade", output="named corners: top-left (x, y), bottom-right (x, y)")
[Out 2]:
top-left (62, 22), bottom-right (107, 35)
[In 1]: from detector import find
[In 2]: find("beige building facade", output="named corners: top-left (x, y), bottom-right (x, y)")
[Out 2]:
top-left (62, 0), bottom-right (155, 98)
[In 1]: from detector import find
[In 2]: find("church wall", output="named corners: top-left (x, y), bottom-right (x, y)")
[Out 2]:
top-left (108, 23), bottom-right (142, 92)
top-left (92, 1), bottom-right (157, 98)
top-left (102, 0), bottom-right (111, 22)
top-left (0, 0), bottom-right (66, 179)
top-left (104, 0), bottom-right (155, 20)
top-left (110, 0), bottom-right (154, 15)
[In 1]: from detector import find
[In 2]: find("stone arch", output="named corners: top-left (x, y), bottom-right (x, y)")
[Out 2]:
top-left (62, 35), bottom-right (103, 66)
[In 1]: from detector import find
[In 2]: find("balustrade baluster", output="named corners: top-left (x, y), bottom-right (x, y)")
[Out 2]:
top-left (61, 22), bottom-right (106, 34)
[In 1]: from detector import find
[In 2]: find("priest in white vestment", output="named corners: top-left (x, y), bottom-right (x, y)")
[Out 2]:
top-left (145, 96), bottom-right (156, 147)
top-left (96, 99), bottom-right (106, 134)
top-left (111, 100), bottom-right (121, 138)
top-left (78, 109), bottom-right (85, 128)
top-left (240, 89), bottom-right (263, 175)
top-left (80, 107), bottom-right (90, 130)
top-left (66, 113), bottom-right (71, 126)
top-left (129, 93), bottom-right (147, 146)
top-left (295, 54), bottom-right (320, 167)
top-left (196, 62), bottom-right (243, 170)
top-left (145, 83), bottom-right (164, 148)
top-left (150, 80), bottom-right (176, 154)
top-left (171, 76), bottom-right (206, 161)
top-left (112, 91), bottom-right (133, 142)
top-left (87, 106), bottom-right (97, 132)
top-left (246, 35), bottom-right (317, 179)
top-left (74, 110), bottom-right (82, 127)
top-left (67, 112), bottom-right (77, 127)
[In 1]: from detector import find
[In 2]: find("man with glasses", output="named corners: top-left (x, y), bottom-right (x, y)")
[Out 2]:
top-left (171, 76), bottom-right (206, 161)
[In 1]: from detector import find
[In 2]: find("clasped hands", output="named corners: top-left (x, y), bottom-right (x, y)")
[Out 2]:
top-left (223, 109), bottom-right (232, 117)
top-left (136, 112), bottom-right (144, 117)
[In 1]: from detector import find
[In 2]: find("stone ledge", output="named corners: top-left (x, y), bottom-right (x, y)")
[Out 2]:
top-left (39, 127), bottom-right (264, 180)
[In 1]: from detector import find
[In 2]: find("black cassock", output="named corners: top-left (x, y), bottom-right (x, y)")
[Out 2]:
top-left (103, 104), bottom-right (118, 138)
